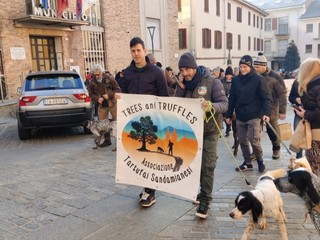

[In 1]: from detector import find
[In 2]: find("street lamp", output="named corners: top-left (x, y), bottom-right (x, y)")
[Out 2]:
top-left (147, 26), bottom-right (156, 55)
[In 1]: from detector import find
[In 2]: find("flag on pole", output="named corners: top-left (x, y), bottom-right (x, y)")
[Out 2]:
top-left (76, 0), bottom-right (83, 20)
top-left (42, 0), bottom-right (49, 10)
top-left (57, 0), bottom-right (69, 17)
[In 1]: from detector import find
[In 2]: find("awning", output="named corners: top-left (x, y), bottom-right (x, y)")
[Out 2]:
top-left (14, 15), bottom-right (89, 30)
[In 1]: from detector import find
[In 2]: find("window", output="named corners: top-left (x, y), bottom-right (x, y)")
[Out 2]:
top-left (82, 31), bottom-right (106, 73)
top-left (254, 37), bottom-right (256, 51)
top-left (179, 29), bottom-right (187, 49)
top-left (238, 34), bottom-right (241, 50)
top-left (214, 31), bottom-right (222, 49)
top-left (306, 24), bottom-right (313, 33)
top-left (265, 40), bottom-right (271, 53)
top-left (202, 28), bottom-right (211, 48)
top-left (257, 38), bottom-right (260, 51)
top-left (30, 36), bottom-right (57, 71)
top-left (248, 36), bottom-right (251, 51)
top-left (261, 18), bottom-right (263, 29)
top-left (82, 0), bottom-right (102, 26)
top-left (237, 7), bottom-right (242, 23)
top-left (257, 15), bottom-right (259, 28)
top-left (226, 32), bottom-right (233, 49)
top-left (306, 44), bottom-right (312, 53)
top-left (227, 3), bottom-right (231, 19)
top-left (248, 12), bottom-right (251, 25)
top-left (278, 17), bottom-right (288, 34)
top-left (278, 39), bottom-right (288, 56)
top-left (253, 14), bottom-right (255, 27)
top-left (260, 39), bottom-right (264, 52)
top-left (265, 18), bottom-right (271, 31)
top-left (178, 0), bottom-right (182, 12)
top-left (204, 0), bottom-right (209, 12)
top-left (272, 18), bottom-right (278, 30)
top-left (216, 0), bottom-right (220, 16)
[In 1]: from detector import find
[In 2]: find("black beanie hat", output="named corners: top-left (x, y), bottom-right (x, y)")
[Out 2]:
top-left (225, 66), bottom-right (233, 76)
top-left (179, 52), bottom-right (197, 69)
top-left (239, 55), bottom-right (253, 68)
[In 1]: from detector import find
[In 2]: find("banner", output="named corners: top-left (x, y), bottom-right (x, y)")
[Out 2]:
top-left (116, 94), bottom-right (204, 201)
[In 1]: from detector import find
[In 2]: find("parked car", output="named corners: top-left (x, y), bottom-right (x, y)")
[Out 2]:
top-left (17, 71), bottom-right (92, 140)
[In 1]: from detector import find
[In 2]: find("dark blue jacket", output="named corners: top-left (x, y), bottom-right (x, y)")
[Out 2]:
top-left (301, 77), bottom-right (320, 129)
top-left (122, 57), bottom-right (169, 96)
top-left (226, 69), bottom-right (272, 122)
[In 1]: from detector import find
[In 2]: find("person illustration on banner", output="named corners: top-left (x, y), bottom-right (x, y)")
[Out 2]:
top-left (168, 140), bottom-right (174, 156)
top-left (115, 37), bottom-right (169, 207)
top-left (175, 52), bottom-right (228, 219)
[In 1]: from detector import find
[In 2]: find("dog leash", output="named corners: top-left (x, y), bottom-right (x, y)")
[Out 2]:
top-left (204, 101), bottom-right (252, 187)
top-left (265, 121), bottom-right (292, 155)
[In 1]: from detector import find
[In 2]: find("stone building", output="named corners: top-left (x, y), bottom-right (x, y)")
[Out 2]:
top-left (0, 0), bottom-right (179, 99)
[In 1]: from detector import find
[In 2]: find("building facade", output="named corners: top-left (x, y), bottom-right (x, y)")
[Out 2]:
top-left (298, 0), bottom-right (320, 61)
top-left (178, 0), bottom-right (268, 69)
top-left (0, 0), bottom-right (179, 99)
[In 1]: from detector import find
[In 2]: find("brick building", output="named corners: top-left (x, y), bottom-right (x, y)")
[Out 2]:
top-left (0, 0), bottom-right (179, 99)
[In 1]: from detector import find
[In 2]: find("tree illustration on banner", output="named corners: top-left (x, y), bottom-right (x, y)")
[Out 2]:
top-left (128, 116), bottom-right (158, 151)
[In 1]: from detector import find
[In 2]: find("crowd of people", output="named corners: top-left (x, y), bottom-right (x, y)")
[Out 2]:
top-left (83, 36), bottom-right (320, 220)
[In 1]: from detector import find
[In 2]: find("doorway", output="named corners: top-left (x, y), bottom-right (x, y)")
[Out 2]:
top-left (30, 36), bottom-right (57, 72)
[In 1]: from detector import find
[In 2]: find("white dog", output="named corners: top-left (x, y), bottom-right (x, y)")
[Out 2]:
top-left (230, 169), bottom-right (288, 240)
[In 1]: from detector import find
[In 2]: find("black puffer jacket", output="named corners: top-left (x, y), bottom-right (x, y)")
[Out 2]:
top-left (301, 77), bottom-right (320, 129)
top-left (122, 57), bottom-right (169, 96)
top-left (226, 69), bottom-right (272, 122)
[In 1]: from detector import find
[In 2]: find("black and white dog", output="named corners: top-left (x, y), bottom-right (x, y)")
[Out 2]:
top-left (274, 159), bottom-right (320, 234)
top-left (86, 119), bottom-right (117, 149)
top-left (230, 169), bottom-right (288, 240)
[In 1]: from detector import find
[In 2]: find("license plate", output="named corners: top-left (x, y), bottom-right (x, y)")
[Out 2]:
top-left (44, 98), bottom-right (68, 105)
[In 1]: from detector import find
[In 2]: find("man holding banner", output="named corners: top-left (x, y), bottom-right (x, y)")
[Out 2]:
top-left (118, 37), bottom-right (169, 207)
top-left (175, 52), bottom-right (228, 219)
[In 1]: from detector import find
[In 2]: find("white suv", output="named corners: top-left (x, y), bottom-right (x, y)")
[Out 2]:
top-left (17, 71), bottom-right (92, 140)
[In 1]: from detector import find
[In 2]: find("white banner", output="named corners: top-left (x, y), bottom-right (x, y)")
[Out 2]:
top-left (116, 94), bottom-right (204, 201)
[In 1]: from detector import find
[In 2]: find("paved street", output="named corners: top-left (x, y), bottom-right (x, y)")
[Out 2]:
top-left (0, 106), bottom-right (319, 240)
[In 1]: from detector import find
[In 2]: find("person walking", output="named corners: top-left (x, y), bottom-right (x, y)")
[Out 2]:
top-left (88, 64), bottom-right (120, 147)
top-left (225, 55), bottom-right (272, 173)
top-left (253, 53), bottom-right (287, 160)
top-left (175, 52), bottom-right (228, 219)
top-left (165, 66), bottom-right (178, 96)
top-left (116, 37), bottom-right (169, 207)
top-left (221, 66), bottom-right (233, 137)
top-left (294, 58), bottom-right (320, 176)
top-left (288, 79), bottom-right (303, 158)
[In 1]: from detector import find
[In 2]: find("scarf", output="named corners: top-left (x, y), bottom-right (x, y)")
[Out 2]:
top-left (183, 67), bottom-right (205, 90)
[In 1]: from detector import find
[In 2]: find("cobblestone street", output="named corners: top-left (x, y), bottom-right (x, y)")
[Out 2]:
top-left (0, 108), bottom-right (319, 239)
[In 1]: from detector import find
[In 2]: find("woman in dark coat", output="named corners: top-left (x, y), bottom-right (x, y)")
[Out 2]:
top-left (295, 58), bottom-right (320, 176)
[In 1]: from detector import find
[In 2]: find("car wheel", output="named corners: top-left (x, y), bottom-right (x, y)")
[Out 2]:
top-left (18, 124), bottom-right (31, 140)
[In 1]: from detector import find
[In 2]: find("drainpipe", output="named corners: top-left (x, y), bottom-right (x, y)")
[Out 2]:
top-left (223, 0), bottom-right (227, 65)
top-left (189, 0), bottom-right (193, 54)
